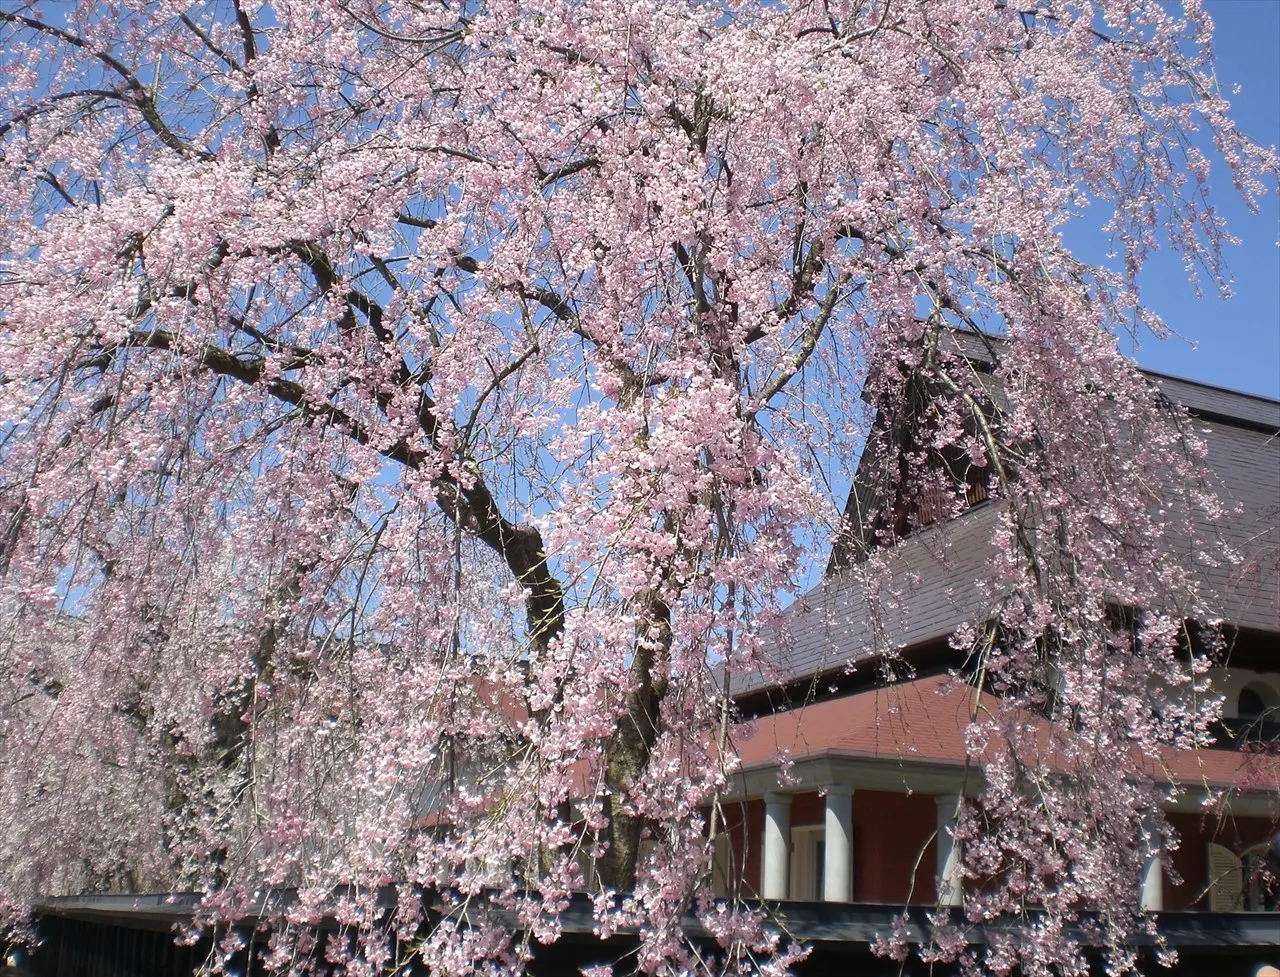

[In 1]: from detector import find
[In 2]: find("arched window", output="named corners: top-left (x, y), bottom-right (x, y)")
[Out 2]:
top-left (1238, 686), bottom-right (1268, 721)
top-left (1206, 842), bottom-right (1280, 911)
top-left (1242, 844), bottom-right (1279, 911)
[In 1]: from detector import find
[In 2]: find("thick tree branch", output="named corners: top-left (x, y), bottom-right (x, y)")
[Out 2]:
top-left (751, 271), bottom-right (853, 412)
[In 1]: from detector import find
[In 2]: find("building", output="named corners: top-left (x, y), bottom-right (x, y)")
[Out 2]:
top-left (712, 356), bottom-right (1280, 919)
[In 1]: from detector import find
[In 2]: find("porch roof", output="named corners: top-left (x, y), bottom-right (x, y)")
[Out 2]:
top-left (730, 673), bottom-right (1278, 797)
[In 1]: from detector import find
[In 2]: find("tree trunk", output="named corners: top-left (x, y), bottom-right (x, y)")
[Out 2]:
top-left (599, 592), bottom-right (671, 892)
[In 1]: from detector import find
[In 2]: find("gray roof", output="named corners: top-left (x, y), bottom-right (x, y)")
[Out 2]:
top-left (1188, 414), bottom-right (1279, 632)
top-left (730, 506), bottom-right (1001, 695)
top-left (1150, 372), bottom-right (1280, 431)
top-left (731, 377), bottom-right (1279, 696)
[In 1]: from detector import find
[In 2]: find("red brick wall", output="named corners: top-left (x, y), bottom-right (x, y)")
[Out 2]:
top-left (718, 792), bottom-right (1274, 909)
top-left (790, 790), bottom-right (824, 827)
top-left (717, 789), bottom-right (941, 903)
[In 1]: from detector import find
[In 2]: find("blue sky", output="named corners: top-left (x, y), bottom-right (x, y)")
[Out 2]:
top-left (1107, 0), bottom-right (1280, 398)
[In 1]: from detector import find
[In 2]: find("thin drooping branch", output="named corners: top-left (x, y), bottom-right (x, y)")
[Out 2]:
top-left (1, 2), bottom-right (1273, 972)
top-left (0, 12), bottom-right (210, 159)
top-left (80, 321), bottom-right (567, 659)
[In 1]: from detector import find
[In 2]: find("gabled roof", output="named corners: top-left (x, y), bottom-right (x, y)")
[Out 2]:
top-left (729, 504), bottom-right (1000, 697)
top-left (731, 367), bottom-right (1279, 698)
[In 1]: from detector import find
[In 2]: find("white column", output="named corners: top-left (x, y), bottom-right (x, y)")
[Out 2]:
top-left (762, 791), bottom-right (792, 900)
top-left (822, 784), bottom-right (854, 903)
top-left (1140, 815), bottom-right (1163, 912)
top-left (935, 792), bottom-right (963, 908)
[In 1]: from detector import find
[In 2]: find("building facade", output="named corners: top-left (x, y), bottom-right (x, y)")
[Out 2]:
top-left (714, 368), bottom-right (1280, 919)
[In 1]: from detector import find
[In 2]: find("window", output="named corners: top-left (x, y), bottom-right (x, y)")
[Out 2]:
top-left (1205, 842), bottom-right (1243, 911)
top-left (790, 825), bottom-right (825, 901)
top-left (1243, 844), bottom-right (1279, 911)
top-left (1206, 841), bottom-right (1279, 911)
top-left (1229, 683), bottom-right (1280, 748)
top-left (1239, 687), bottom-right (1268, 720)
top-left (898, 456), bottom-right (991, 533)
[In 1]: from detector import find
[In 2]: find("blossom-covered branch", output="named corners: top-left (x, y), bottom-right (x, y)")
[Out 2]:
top-left (0, 0), bottom-right (1274, 974)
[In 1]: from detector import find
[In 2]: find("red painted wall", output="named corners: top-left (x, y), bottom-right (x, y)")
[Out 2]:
top-left (716, 797), bottom-right (764, 894)
top-left (854, 789), bottom-right (938, 904)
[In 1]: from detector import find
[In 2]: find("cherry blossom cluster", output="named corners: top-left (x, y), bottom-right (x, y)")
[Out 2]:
top-left (0, 0), bottom-right (1273, 974)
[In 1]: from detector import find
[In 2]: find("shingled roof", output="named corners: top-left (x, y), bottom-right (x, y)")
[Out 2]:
top-left (731, 671), bottom-right (1278, 790)
top-left (728, 371), bottom-right (1279, 698)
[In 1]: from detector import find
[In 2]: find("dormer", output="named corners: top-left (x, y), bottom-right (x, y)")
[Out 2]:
top-left (830, 328), bottom-right (1001, 572)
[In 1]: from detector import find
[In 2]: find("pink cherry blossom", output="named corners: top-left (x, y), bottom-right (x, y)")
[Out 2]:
top-left (0, 1), bottom-right (1274, 974)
